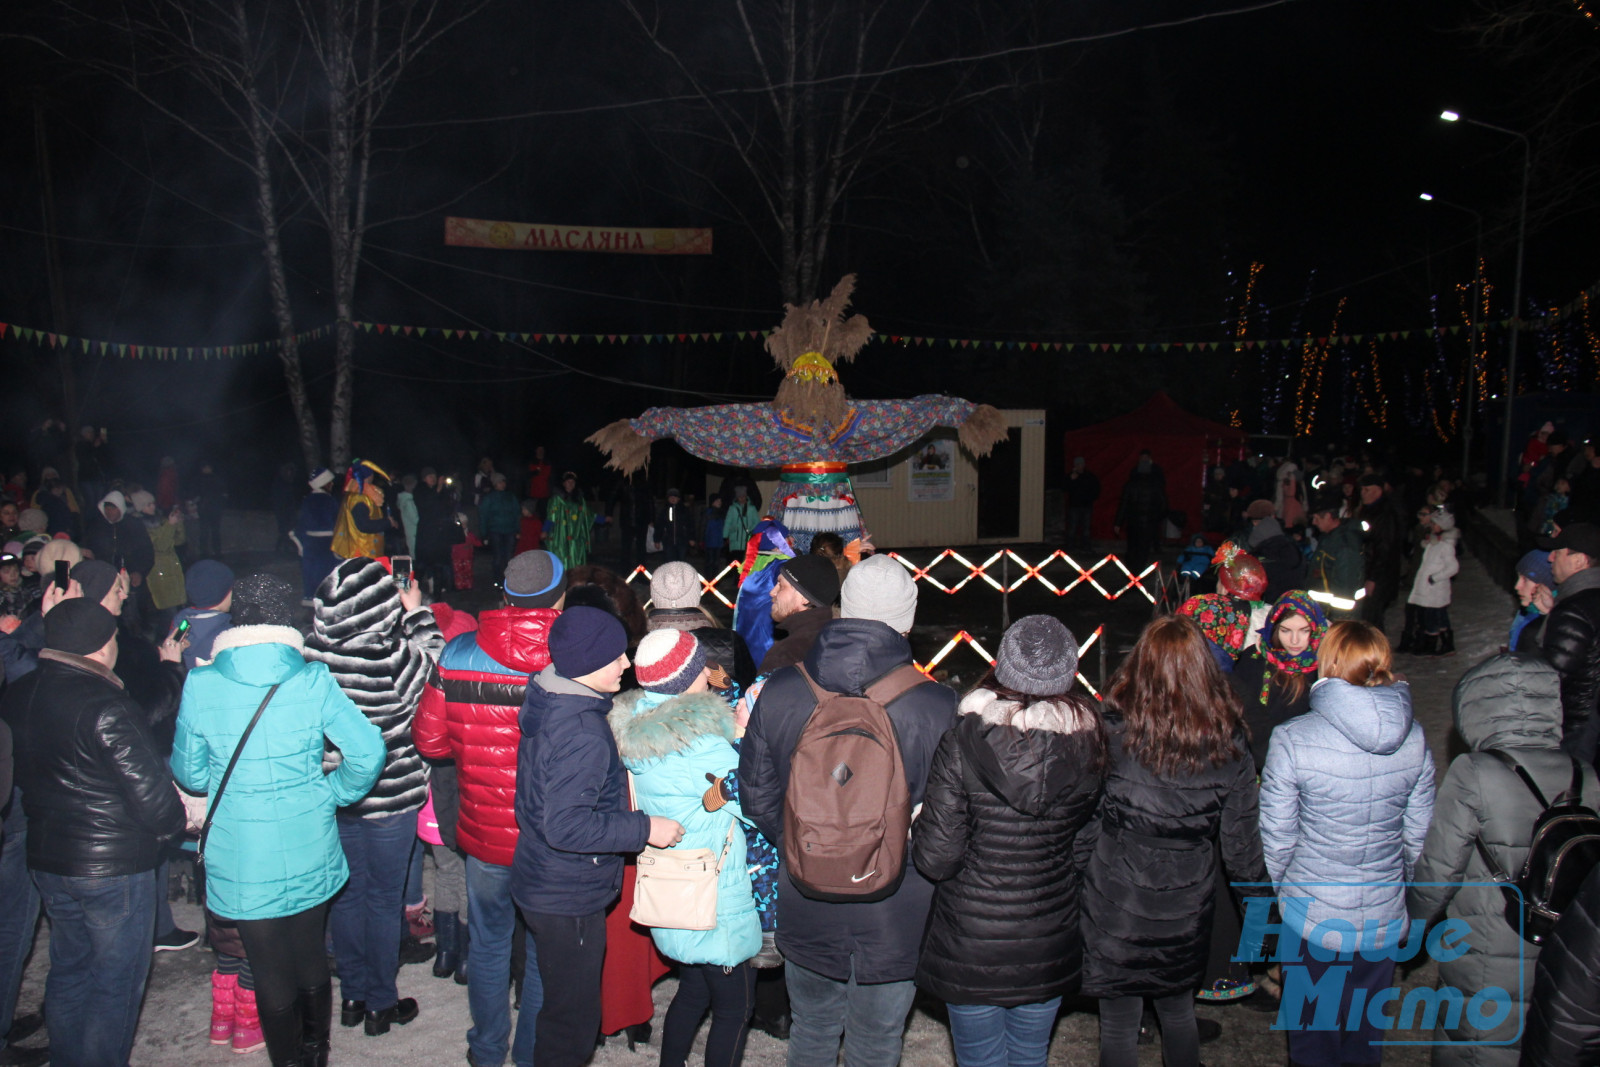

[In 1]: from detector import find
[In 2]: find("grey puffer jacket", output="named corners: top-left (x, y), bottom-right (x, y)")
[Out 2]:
top-left (1409, 654), bottom-right (1600, 1067)
top-left (1259, 677), bottom-right (1435, 953)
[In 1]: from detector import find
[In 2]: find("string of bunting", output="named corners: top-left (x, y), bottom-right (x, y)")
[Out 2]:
top-left (4, 274), bottom-right (1598, 361)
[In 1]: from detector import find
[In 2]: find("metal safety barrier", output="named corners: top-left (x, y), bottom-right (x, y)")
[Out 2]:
top-left (623, 550), bottom-right (1160, 607)
top-left (887, 549), bottom-right (1160, 604)
top-left (622, 562), bottom-right (1111, 698)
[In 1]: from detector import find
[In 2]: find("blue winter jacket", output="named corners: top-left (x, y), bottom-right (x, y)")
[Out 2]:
top-left (1259, 677), bottom-right (1436, 953)
top-left (512, 665), bottom-right (652, 917)
top-left (611, 688), bottom-right (761, 968)
top-left (170, 624), bottom-right (385, 921)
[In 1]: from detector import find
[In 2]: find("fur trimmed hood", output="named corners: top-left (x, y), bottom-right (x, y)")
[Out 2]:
top-left (610, 688), bottom-right (736, 764)
top-left (211, 624), bottom-right (305, 657)
top-left (958, 687), bottom-right (1096, 735)
top-left (955, 687), bottom-right (1100, 816)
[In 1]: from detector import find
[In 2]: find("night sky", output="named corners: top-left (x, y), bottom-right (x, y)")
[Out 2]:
top-left (0, 0), bottom-right (1592, 499)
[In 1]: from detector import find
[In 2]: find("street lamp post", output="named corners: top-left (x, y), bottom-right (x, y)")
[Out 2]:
top-left (1440, 110), bottom-right (1531, 506)
top-left (1419, 193), bottom-right (1483, 483)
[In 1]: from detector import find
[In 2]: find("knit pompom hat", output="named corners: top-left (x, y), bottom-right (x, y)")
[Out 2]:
top-left (995, 615), bottom-right (1080, 697)
top-left (633, 629), bottom-right (706, 695)
top-left (650, 561), bottom-right (702, 610)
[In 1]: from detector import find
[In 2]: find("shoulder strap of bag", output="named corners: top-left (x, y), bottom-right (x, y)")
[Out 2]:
top-left (795, 663), bottom-right (828, 706)
top-left (1486, 749), bottom-right (1554, 809)
top-left (198, 683), bottom-right (280, 859)
top-left (712, 819), bottom-right (737, 874)
top-left (864, 664), bottom-right (929, 707)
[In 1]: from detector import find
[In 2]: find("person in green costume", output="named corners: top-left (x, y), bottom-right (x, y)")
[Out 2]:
top-left (546, 470), bottom-right (593, 570)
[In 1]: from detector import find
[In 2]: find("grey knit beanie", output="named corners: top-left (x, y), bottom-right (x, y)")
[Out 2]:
top-left (650, 561), bottom-right (702, 610)
top-left (994, 615), bottom-right (1080, 697)
top-left (840, 554), bottom-right (917, 634)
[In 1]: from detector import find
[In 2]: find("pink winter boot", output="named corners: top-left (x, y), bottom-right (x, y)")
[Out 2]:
top-left (232, 984), bottom-right (266, 1054)
top-left (210, 970), bottom-right (237, 1045)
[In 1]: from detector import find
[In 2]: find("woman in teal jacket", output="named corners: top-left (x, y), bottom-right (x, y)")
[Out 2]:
top-left (171, 573), bottom-right (385, 1067)
top-left (611, 629), bottom-right (761, 1067)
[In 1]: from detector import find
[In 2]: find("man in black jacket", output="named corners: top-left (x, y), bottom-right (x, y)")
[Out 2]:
top-left (1356, 474), bottom-right (1405, 633)
top-left (1, 599), bottom-right (185, 1067)
top-left (411, 468), bottom-right (456, 597)
top-left (1538, 523), bottom-right (1600, 762)
top-left (739, 555), bottom-right (957, 1067)
top-left (1113, 451), bottom-right (1166, 573)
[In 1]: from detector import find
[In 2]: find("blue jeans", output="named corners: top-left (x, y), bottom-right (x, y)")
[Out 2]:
top-left (465, 856), bottom-right (540, 1067)
top-left (0, 812), bottom-right (41, 1049)
top-left (947, 999), bottom-right (1061, 1067)
top-left (784, 958), bottom-right (917, 1067)
top-left (331, 810), bottom-right (416, 1011)
top-left (33, 869), bottom-right (158, 1067)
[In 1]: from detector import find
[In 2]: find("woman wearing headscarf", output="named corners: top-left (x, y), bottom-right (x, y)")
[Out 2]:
top-left (1230, 590), bottom-right (1330, 773)
top-left (1199, 589), bottom-right (1330, 1012)
top-left (303, 557), bottom-right (444, 1038)
top-left (1175, 593), bottom-right (1251, 674)
top-left (545, 471), bottom-right (593, 571)
top-left (172, 573), bottom-right (385, 1067)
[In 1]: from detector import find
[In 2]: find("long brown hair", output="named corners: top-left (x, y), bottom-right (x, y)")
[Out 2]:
top-left (1107, 615), bottom-right (1245, 778)
top-left (970, 667), bottom-right (1107, 774)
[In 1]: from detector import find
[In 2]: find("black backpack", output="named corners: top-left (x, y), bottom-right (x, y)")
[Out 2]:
top-left (1474, 750), bottom-right (1600, 945)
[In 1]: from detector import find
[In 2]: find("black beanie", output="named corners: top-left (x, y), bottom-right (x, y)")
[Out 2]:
top-left (781, 555), bottom-right (841, 609)
top-left (70, 559), bottom-right (119, 607)
top-left (45, 599), bottom-right (119, 655)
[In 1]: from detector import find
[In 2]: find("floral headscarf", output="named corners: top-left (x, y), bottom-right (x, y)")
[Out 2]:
top-left (1213, 541), bottom-right (1268, 601)
top-left (1257, 589), bottom-right (1329, 702)
top-left (1177, 593), bottom-right (1251, 657)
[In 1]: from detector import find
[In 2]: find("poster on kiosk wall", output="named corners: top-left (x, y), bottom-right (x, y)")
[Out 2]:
top-left (909, 439), bottom-right (956, 502)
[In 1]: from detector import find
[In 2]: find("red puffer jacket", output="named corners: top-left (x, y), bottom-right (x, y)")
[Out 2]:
top-left (415, 606), bottom-right (557, 865)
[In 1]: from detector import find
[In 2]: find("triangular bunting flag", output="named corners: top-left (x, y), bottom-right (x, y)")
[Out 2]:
top-left (469, 330), bottom-right (480, 341)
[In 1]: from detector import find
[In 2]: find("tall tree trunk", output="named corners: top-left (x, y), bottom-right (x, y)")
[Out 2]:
top-left (236, 1), bottom-right (322, 470)
top-left (324, 1), bottom-right (357, 472)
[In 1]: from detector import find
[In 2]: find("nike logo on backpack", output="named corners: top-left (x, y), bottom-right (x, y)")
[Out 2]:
top-left (851, 871), bottom-right (877, 883)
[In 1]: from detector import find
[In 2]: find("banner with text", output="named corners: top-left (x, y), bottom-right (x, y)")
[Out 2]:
top-left (445, 216), bottom-right (712, 255)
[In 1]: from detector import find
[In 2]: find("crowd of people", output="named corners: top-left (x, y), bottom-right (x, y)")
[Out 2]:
top-left (4, 438), bottom-right (1600, 1067)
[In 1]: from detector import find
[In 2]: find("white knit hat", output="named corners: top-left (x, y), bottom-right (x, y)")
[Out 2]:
top-left (840, 554), bottom-right (918, 634)
top-left (651, 561), bottom-right (702, 610)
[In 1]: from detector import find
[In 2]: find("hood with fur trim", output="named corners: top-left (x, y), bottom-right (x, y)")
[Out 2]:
top-left (956, 687), bottom-right (1100, 817)
top-left (610, 688), bottom-right (737, 765)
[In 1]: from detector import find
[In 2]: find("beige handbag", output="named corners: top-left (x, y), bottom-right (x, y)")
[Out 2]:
top-left (629, 766), bottom-right (737, 931)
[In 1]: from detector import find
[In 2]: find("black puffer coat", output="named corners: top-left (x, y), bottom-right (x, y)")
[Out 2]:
top-left (912, 689), bottom-right (1103, 1006)
top-left (1538, 568), bottom-right (1600, 762)
top-left (1523, 864), bottom-right (1600, 1066)
top-left (1080, 713), bottom-right (1268, 998)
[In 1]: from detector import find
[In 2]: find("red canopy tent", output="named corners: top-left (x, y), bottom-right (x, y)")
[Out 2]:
top-left (1062, 392), bottom-right (1247, 541)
